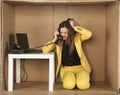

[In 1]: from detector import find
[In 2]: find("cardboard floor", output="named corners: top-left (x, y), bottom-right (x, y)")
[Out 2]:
top-left (3, 81), bottom-right (117, 95)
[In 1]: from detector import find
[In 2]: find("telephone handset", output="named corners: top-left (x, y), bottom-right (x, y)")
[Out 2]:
top-left (54, 34), bottom-right (63, 44)
top-left (57, 34), bottom-right (63, 41)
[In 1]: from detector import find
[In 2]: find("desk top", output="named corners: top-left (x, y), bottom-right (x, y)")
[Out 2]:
top-left (8, 52), bottom-right (54, 59)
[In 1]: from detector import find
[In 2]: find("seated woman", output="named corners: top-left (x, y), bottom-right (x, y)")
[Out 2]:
top-left (42, 18), bottom-right (92, 90)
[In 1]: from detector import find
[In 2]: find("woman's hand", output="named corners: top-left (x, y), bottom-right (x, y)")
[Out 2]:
top-left (69, 19), bottom-right (75, 29)
top-left (52, 31), bottom-right (59, 43)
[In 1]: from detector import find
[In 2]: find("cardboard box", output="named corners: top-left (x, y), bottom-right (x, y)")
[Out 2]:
top-left (0, 0), bottom-right (120, 94)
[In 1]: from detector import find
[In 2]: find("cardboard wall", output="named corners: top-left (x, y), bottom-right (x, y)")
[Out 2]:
top-left (0, 1), bottom-right (2, 93)
top-left (3, 0), bottom-right (118, 4)
top-left (119, 2), bottom-right (120, 90)
top-left (14, 4), bottom-right (106, 81)
top-left (2, 3), bottom-right (15, 51)
top-left (2, 2), bottom-right (15, 90)
top-left (106, 2), bottom-right (119, 90)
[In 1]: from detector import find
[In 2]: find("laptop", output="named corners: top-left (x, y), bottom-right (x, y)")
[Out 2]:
top-left (16, 33), bottom-right (42, 53)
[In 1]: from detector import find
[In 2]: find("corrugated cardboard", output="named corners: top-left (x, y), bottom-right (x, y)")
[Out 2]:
top-left (0, 0), bottom-right (120, 94)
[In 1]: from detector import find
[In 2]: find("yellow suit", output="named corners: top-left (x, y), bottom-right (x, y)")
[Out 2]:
top-left (42, 26), bottom-right (92, 77)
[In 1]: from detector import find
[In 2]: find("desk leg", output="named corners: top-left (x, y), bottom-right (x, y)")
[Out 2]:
top-left (8, 56), bottom-right (13, 91)
top-left (49, 55), bottom-right (54, 92)
top-left (16, 59), bottom-right (21, 83)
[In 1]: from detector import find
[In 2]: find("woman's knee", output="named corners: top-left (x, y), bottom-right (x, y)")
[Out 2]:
top-left (76, 81), bottom-right (90, 90)
top-left (62, 72), bottom-right (76, 89)
top-left (76, 70), bottom-right (90, 90)
top-left (63, 80), bottom-right (75, 89)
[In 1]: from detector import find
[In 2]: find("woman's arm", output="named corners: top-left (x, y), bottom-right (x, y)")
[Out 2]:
top-left (69, 19), bottom-right (92, 41)
top-left (42, 31), bottom-right (59, 53)
top-left (42, 41), bottom-right (56, 53)
top-left (74, 26), bottom-right (92, 41)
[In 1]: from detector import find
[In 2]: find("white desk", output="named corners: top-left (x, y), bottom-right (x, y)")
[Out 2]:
top-left (8, 52), bottom-right (55, 92)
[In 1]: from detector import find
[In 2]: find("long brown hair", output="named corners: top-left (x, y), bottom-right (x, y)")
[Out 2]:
top-left (57, 18), bottom-right (76, 55)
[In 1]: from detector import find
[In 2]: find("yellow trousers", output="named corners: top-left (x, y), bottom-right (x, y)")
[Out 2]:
top-left (60, 65), bottom-right (90, 90)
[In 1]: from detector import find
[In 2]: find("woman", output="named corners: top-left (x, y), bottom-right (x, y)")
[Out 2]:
top-left (42, 18), bottom-right (92, 90)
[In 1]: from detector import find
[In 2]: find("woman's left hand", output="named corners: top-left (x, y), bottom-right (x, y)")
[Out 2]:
top-left (69, 19), bottom-right (75, 29)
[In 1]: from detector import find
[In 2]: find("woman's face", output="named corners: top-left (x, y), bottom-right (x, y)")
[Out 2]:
top-left (60, 27), bottom-right (68, 40)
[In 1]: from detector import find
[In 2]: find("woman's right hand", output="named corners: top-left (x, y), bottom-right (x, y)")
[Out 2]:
top-left (52, 31), bottom-right (59, 43)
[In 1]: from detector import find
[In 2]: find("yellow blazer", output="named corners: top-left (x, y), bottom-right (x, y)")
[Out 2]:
top-left (42, 26), bottom-right (92, 78)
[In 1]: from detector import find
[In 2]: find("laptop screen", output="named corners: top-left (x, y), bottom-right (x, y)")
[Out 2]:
top-left (16, 33), bottom-right (29, 50)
